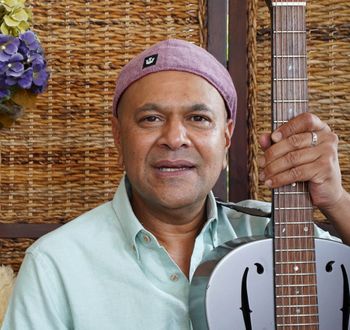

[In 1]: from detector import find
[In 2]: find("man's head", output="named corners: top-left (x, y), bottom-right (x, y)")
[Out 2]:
top-left (112, 39), bottom-right (236, 216)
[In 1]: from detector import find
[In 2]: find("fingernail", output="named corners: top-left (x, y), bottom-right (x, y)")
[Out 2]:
top-left (265, 179), bottom-right (272, 188)
top-left (272, 131), bottom-right (282, 142)
top-left (257, 156), bottom-right (265, 167)
top-left (259, 172), bottom-right (265, 181)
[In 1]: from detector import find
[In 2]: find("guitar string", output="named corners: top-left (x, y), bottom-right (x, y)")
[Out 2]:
top-left (288, 6), bottom-right (294, 328)
top-left (299, 6), bottom-right (307, 327)
top-left (276, 5), bottom-right (284, 328)
top-left (291, 4), bottom-right (299, 328)
top-left (282, 5), bottom-right (289, 328)
top-left (293, 4), bottom-right (303, 328)
top-left (283, 4), bottom-right (288, 328)
top-left (275, 5), bottom-right (283, 327)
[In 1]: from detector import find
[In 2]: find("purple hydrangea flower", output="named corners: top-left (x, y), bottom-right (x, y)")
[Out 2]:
top-left (0, 31), bottom-right (49, 102)
top-left (18, 68), bottom-right (33, 89)
top-left (0, 35), bottom-right (20, 62)
top-left (2, 53), bottom-right (25, 82)
top-left (19, 31), bottom-right (41, 57)
top-left (32, 58), bottom-right (48, 84)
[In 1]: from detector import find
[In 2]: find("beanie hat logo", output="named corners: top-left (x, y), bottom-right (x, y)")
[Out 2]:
top-left (143, 54), bottom-right (158, 68)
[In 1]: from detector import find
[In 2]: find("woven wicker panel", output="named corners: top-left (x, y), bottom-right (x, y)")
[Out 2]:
top-left (0, 0), bottom-right (206, 270)
top-left (249, 0), bottom-right (350, 221)
top-left (0, 239), bottom-right (34, 273)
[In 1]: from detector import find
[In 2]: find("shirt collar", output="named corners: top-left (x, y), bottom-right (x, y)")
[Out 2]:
top-left (112, 176), bottom-right (144, 256)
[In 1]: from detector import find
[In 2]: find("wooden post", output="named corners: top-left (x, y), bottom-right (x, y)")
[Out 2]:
top-left (208, 0), bottom-right (229, 201)
top-left (228, 0), bottom-right (249, 202)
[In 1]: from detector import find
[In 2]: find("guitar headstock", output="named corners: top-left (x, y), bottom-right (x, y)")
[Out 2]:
top-left (265, 0), bottom-right (307, 9)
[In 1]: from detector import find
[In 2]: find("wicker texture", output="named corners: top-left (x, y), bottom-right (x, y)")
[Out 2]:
top-left (250, 0), bottom-right (350, 221)
top-left (0, 0), bottom-right (206, 270)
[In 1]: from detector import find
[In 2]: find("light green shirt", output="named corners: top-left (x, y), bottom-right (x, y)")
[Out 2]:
top-left (2, 176), bottom-right (333, 330)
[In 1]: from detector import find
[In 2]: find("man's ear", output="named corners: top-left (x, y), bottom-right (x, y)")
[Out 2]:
top-left (222, 118), bottom-right (234, 170)
top-left (225, 118), bottom-right (234, 150)
top-left (111, 116), bottom-right (124, 167)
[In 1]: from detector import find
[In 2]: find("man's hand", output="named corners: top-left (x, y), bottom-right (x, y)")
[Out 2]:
top-left (258, 112), bottom-right (344, 212)
top-left (258, 112), bottom-right (350, 244)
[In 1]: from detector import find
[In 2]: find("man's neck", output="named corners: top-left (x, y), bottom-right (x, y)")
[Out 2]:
top-left (131, 193), bottom-right (207, 278)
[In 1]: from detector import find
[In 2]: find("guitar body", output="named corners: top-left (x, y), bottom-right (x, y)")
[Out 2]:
top-left (189, 237), bottom-right (350, 329)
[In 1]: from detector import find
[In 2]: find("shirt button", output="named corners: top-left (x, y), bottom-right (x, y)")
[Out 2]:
top-left (170, 274), bottom-right (179, 282)
top-left (143, 234), bottom-right (151, 243)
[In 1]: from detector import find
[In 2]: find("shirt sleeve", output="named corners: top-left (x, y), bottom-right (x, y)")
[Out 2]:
top-left (1, 250), bottom-right (70, 330)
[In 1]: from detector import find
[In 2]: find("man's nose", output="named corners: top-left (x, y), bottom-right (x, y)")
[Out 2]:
top-left (158, 119), bottom-right (191, 150)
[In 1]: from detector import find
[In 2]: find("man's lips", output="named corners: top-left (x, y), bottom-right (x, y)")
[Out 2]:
top-left (153, 160), bottom-right (196, 172)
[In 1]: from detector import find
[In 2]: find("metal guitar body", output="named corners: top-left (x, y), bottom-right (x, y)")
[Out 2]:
top-left (189, 237), bottom-right (350, 330)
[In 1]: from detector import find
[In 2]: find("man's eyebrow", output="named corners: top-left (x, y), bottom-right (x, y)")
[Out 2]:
top-left (135, 103), bottom-right (214, 113)
top-left (135, 103), bottom-right (161, 112)
top-left (190, 103), bottom-right (213, 112)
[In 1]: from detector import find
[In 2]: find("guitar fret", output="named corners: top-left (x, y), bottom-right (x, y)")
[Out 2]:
top-left (275, 206), bottom-right (313, 210)
top-left (274, 191), bottom-right (308, 195)
top-left (274, 221), bottom-right (312, 225)
top-left (276, 248), bottom-right (314, 252)
top-left (276, 272), bottom-right (317, 276)
top-left (276, 304), bottom-right (318, 308)
top-left (276, 260), bottom-right (314, 265)
top-left (274, 78), bottom-right (308, 81)
top-left (273, 100), bottom-right (308, 103)
top-left (277, 323), bottom-right (319, 327)
top-left (276, 283), bottom-right (316, 288)
top-left (272, 2), bottom-right (306, 6)
top-left (274, 55), bottom-right (307, 58)
top-left (274, 30), bottom-right (306, 34)
top-left (275, 235), bottom-right (313, 239)
top-left (277, 313), bottom-right (319, 318)
top-left (276, 294), bottom-right (317, 298)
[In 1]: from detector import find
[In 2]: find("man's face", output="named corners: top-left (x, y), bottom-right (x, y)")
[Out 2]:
top-left (112, 71), bottom-right (233, 214)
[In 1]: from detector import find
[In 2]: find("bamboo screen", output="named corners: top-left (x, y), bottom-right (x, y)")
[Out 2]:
top-left (0, 0), bottom-right (207, 271)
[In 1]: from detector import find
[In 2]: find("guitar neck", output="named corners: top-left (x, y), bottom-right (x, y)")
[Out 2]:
top-left (270, 1), bottom-right (319, 327)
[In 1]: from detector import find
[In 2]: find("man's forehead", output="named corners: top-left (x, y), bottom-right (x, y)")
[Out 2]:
top-left (118, 70), bottom-right (227, 116)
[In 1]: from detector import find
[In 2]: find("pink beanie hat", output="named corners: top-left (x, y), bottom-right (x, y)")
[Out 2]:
top-left (112, 39), bottom-right (237, 120)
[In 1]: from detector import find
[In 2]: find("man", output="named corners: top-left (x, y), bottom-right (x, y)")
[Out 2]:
top-left (2, 39), bottom-right (349, 329)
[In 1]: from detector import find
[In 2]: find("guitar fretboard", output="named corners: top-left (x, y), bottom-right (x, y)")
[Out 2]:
top-left (271, 1), bottom-right (319, 328)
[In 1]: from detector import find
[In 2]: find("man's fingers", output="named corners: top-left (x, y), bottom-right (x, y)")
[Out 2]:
top-left (262, 131), bottom-right (324, 166)
top-left (262, 161), bottom-right (322, 189)
top-left (258, 133), bottom-right (272, 151)
top-left (261, 145), bottom-right (321, 181)
top-left (271, 113), bottom-right (330, 143)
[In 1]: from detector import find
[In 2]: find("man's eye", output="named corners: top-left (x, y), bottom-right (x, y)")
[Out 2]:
top-left (143, 116), bottom-right (160, 122)
top-left (191, 115), bottom-right (209, 122)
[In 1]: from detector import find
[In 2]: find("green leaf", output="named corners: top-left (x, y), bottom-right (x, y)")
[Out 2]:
top-left (18, 20), bottom-right (29, 32)
top-left (0, 22), bottom-right (9, 34)
top-left (12, 8), bottom-right (28, 21)
top-left (3, 0), bottom-right (22, 9)
top-left (4, 15), bottom-right (20, 27)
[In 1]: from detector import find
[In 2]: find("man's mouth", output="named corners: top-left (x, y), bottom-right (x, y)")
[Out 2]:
top-left (159, 167), bottom-right (191, 172)
top-left (154, 160), bottom-right (196, 173)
